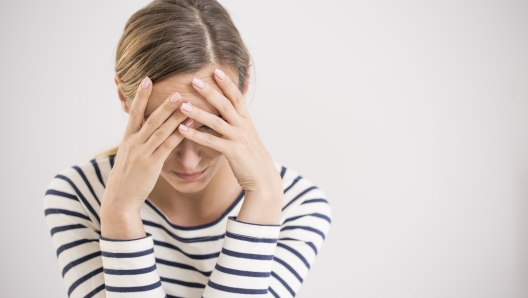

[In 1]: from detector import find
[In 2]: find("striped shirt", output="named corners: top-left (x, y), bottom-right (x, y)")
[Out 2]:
top-left (43, 155), bottom-right (332, 297)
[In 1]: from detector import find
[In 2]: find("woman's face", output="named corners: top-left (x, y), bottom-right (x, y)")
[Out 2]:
top-left (124, 66), bottom-right (241, 194)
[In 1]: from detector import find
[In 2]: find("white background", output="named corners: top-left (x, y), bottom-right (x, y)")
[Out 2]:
top-left (1, 0), bottom-right (527, 297)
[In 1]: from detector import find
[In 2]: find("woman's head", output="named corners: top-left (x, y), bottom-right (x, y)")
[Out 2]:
top-left (115, 0), bottom-right (250, 99)
top-left (113, 0), bottom-right (251, 194)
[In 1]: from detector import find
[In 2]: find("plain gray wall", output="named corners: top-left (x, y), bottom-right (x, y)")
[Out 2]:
top-left (1, 0), bottom-right (527, 297)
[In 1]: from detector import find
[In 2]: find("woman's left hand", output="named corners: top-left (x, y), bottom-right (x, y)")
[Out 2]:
top-left (177, 68), bottom-right (283, 223)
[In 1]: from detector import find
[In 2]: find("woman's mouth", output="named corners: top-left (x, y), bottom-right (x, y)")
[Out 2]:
top-left (172, 168), bottom-right (207, 181)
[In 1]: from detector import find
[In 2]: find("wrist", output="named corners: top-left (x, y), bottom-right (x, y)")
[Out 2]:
top-left (100, 203), bottom-right (145, 240)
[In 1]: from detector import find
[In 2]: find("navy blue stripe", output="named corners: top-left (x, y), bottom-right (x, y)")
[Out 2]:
top-left (282, 186), bottom-right (318, 211)
top-left (56, 238), bottom-right (98, 257)
top-left (269, 286), bottom-right (279, 298)
top-left (50, 224), bottom-right (87, 236)
top-left (207, 280), bottom-right (267, 295)
top-left (55, 174), bottom-right (100, 224)
top-left (281, 226), bottom-right (326, 239)
top-left (312, 213), bottom-right (331, 223)
top-left (160, 277), bottom-right (205, 288)
top-left (155, 258), bottom-right (211, 276)
top-left (277, 242), bottom-right (310, 269)
top-left (104, 264), bottom-right (157, 275)
top-left (143, 220), bottom-right (225, 243)
top-left (72, 166), bottom-right (101, 206)
top-left (109, 155), bottom-right (115, 168)
top-left (226, 231), bottom-right (277, 243)
top-left (284, 175), bottom-right (302, 193)
top-left (90, 159), bottom-right (105, 188)
top-left (106, 280), bottom-right (161, 293)
top-left (301, 198), bottom-right (328, 205)
top-left (279, 237), bottom-right (318, 255)
top-left (45, 189), bottom-right (77, 201)
top-left (274, 256), bottom-right (303, 283)
top-left (229, 216), bottom-right (280, 227)
top-left (221, 248), bottom-right (274, 260)
top-left (144, 189), bottom-right (244, 231)
top-left (85, 284), bottom-right (105, 298)
top-left (306, 241), bottom-right (317, 254)
top-left (99, 233), bottom-right (150, 242)
top-left (101, 248), bottom-right (153, 258)
top-left (271, 271), bottom-right (295, 296)
top-left (214, 263), bottom-right (270, 277)
top-left (67, 267), bottom-right (103, 296)
top-left (166, 295), bottom-right (184, 298)
top-left (283, 213), bottom-right (331, 224)
top-left (154, 240), bottom-right (220, 260)
top-left (62, 251), bottom-right (101, 277)
top-left (44, 208), bottom-right (90, 221)
top-left (280, 166), bottom-right (286, 179)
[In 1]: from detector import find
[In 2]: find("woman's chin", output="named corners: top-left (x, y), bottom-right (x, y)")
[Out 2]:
top-left (169, 172), bottom-right (212, 194)
top-left (172, 181), bottom-right (207, 194)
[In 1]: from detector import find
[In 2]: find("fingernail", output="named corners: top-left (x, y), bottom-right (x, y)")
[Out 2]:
top-left (179, 124), bottom-right (189, 132)
top-left (192, 77), bottom-right (205, 89)
top-left (141, 76), bottom-right (151, 89)
top-left (181, 102), bottom-right (192, 112)
top-left (183, 118), bottom-right (193, 127)
top-left (214, 69), bottom-right (225, 80)
top-left (170, 92), bottom-right (181, 103)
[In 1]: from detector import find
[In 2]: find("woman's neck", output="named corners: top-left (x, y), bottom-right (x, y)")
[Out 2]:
top-left (147, 159), bottom-right (242, 227)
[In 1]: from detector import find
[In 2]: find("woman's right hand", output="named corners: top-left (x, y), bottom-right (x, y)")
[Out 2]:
top-left (100, 76), bottom-right (190, 239)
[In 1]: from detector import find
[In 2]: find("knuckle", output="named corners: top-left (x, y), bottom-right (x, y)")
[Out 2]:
top-left (145, 118), bottom-right (158, 128)
top-left (154, 129), bottom-right (165, 138)
top-left (220, 100), bottom-right (231, 111)
top-left (128, 106), bottom-right (138, 117)
top-left (212, 117), bottom-right (224, 130)
top-left (204, 133), bottom-right (215, 144)
top-left (202, 86), bottom-right (212, 96)
top-left (235, 94), bottom-right (244, 104)
top-left (194, 108), bottom-right (201, 118)
top-left (163, 137), bottom-right (177, 149)
top-left (124, 140), bottom-right (136, 152)
top-left (163, 100), bottom-right (173, 111)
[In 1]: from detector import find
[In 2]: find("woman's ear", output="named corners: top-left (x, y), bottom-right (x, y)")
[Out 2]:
top-left (114, 74), bottom-right (131, 113)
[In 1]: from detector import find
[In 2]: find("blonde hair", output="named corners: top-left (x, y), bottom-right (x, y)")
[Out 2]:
top-left (95, 0), bottom-right (250, 158)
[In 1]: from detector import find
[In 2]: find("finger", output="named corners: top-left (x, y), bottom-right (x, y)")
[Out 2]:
top-left (151, 129), bottom-right (185, 164)
top-left (136, 92), bottom-right (182, 143)
top-left (179, 101), bottom-right (235, 138)
top-left (191, 77), bottom-right (240, 125)
top-left (213, 69), bottom-right (249, 118)
top-left (124, 76), bottom-right (152, 138)
top-left (178, 123), bottom-right (228, 154)
top-left (144, 108), bottom-right (189, 156)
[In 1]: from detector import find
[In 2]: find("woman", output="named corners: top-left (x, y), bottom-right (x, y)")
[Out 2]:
top-left (43, 0), bottom-right (332, 297)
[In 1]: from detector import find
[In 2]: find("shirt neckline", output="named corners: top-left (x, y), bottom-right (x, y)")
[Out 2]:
top-left (143, 189), bottom-right (245, 231)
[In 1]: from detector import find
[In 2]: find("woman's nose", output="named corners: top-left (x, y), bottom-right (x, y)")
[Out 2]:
top-left (176, 139), bottom-right (202, 171)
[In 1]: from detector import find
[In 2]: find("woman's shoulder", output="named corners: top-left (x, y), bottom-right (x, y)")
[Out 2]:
top-left (46, 154), bottom-right (114, 193)
top-left (272, 160), bottom-right (331, 218)
top-left (43, 155), bottom-right (115, 226)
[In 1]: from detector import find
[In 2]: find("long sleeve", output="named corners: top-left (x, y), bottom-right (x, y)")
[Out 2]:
top-left (201, 166), bottom-right (332, 297)
top-left (44, 169), bottom-right (108, 297)
top-left (44, 166), bottom-right (166, 298)
top-left (201, 217), bottom-right (281, 297)
top-left (98, 235), bottom-right (165, 297)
